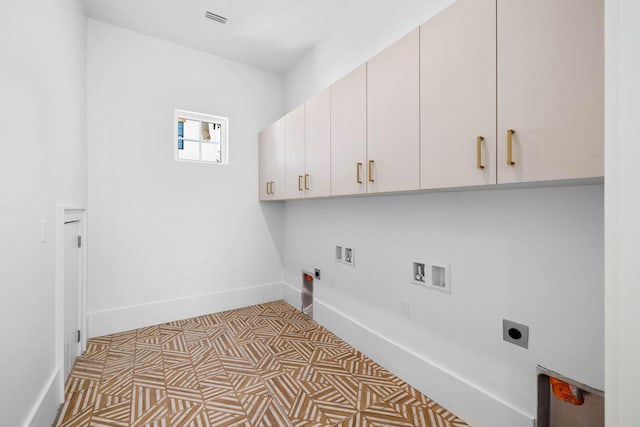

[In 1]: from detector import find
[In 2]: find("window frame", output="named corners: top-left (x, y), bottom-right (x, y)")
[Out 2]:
top-left (173, 109), bottom-right (229, 165)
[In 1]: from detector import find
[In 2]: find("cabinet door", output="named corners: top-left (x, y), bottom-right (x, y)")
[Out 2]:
top-left (331, 64), bottom-right (367, 196)
top-left (284, 105), bottom-right (306, 199)
top-left (497, 0), bottom-right (604, 183)
top-left (258, 118), bottom-right (285, 201)
top-left (367, 29), bottom-right (420, 193)
top-left (305, 88), bottom-right (331, 198)
top-left (258, 125), bottom-right (272, 201)
top-left (269, 118), bottom-right (286, 200)
top-left (420, 0), bottom-right (496, 189)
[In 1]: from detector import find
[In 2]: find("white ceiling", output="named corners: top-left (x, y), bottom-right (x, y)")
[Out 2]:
top-left (83, 0), bottom-right (354, 73)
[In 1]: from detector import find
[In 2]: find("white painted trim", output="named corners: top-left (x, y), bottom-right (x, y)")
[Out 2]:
top-left (55, 205), bottom-right (87, 400)
top-left (283, 281), bottom-right (301, 309)
top-left (282, 282), bottom-right (534, 427)
top-left (23, 369), bottom-right (60, 427)
top-left (87, 282), bottom-right (284, 337)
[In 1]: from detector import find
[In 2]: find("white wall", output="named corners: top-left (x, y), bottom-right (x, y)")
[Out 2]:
top-left (86, 20), bottom-right (285, 335)
top-left (284, 0), bottom-right (454, 110)
top-left (281, 2), bottom-right (604, 426)
top-left (0, 0), bottom-right (87, 425)
top-left (282, 185), bottom-right (603, 425)
top-left (605, 0), bottom-right (640, 425)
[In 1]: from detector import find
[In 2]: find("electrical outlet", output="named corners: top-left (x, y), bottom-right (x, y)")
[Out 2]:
top-left (314, 268), bottom-right (321, 280)
top-left (503, 319), bottom-right (529, 349)
top-left (335, 246), bottom-right (343, 262)
top-left (400, 299), bottom-right (410, 318)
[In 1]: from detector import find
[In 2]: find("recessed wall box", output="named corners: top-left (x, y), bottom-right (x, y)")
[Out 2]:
top-left (400, 299), bottom-right (410, 318)
top-left (344, 247), bottom-right (354, 266)
top-left (430, 263), bottom-right (450, 293)
top-left (302, 271), bottom-right (313, 318)
top-left (411, 259), bottom-right (427, 286)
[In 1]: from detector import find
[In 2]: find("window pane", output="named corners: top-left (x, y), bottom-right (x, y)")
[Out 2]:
top-left (178, 138), bottom-right (184, 150)
top-left (212, 123), bottom-right (222, 143)
top-left (201, 121), bottom-right (211, 141)
top-left (178, 140), bottom-right (199, 160)
top-left (202, 121), bottom-right (222, 143)
top-left (183, 119), bottom-right (200, 140)
top-left (202, 142), bottom-right (221, 162)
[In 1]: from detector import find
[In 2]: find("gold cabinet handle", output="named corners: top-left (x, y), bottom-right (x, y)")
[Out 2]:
top-left (304, 174), bottom-right (310, 190)
top-left (368, 160), bottom-right (375, 183)
top-left (477, 136), bottom-right (485, 169)
top-left (356, 162), bottom-right (363, 184)
top-left (298, 175), bottom-right (303, 191)
top-left (507, 129), bottom-right (515, 166)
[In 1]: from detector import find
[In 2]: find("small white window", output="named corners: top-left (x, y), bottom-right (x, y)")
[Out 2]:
top-left (174, 109), bottom-right (228, 164)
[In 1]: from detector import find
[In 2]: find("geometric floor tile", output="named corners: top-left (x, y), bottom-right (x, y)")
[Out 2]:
top-left (57, 300), bottom-right (471, 426)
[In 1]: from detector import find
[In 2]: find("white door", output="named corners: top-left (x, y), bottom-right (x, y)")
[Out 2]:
top-left (420, 0), bottom-right (497, 189)
top-left (304, 88), bottom-right (331, 198)
top-left (330, 64), bottom-right (367, 196)
top-left (284, 105), bottom-right (306, 199)
top-left (497, 0), bottom-right (604, 183)
top-left (258, 127), bottom-right (271, 201)
top-left (258, 118), bottom-right (286, 200)
top-left (367, 28), bottom-right (420, 193)
top-left (64, 220), bottom-right (82, 380)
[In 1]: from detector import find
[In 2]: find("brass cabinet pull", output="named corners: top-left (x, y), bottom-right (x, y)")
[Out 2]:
top-left (477, 136), bottom-right (485, 169)
top-left (507, 129), bottom-right (516, 166)
top-left (304, 174), bottom-right (310, 190)
top-left (356, 162), bottom-right (363, 184)
top-left (298, 175), bottom-right (303, 191)
top-left (368, 160), bottom-right (375, 183)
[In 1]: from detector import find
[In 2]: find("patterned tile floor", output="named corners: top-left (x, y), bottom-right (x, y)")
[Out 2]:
top-left (58, 300), bottom-right (470, 426)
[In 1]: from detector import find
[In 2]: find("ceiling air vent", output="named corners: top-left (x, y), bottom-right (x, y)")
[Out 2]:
top-left (205, 11), bottom-right (227, 24)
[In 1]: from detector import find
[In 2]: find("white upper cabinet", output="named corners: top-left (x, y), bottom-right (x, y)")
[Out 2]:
top-left (304, 88), bottom-right (331, 198)
top-left (331, 64), bottom-right (368, 197)
top-left (367, 28), bottom-right (420, 193)
top-left (496, 0), bottom-right (604, 183)
top-left (259, 0), bottom-right (604, 200)
top-left (284, 105), bottom-right (306, 199)
top-left (258, 118), bottom-right (285, 201)
top-left (420, 0), bottom-right (497, 189)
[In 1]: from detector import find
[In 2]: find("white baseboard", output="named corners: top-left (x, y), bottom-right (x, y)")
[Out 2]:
top-left (24, 369), bottom-right (60, 427)
top-left (87, 282), bottom-right (283, 337)
top-left (282, 282), bottom-right (534, 427)
top-left (283, 280), bottom-right (301, 309)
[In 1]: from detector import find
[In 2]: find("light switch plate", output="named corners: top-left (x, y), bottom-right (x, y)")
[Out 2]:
top-left (40, 220), bottom-right (47, 243)
top-left (400, 299), bottom-right (410, 318)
